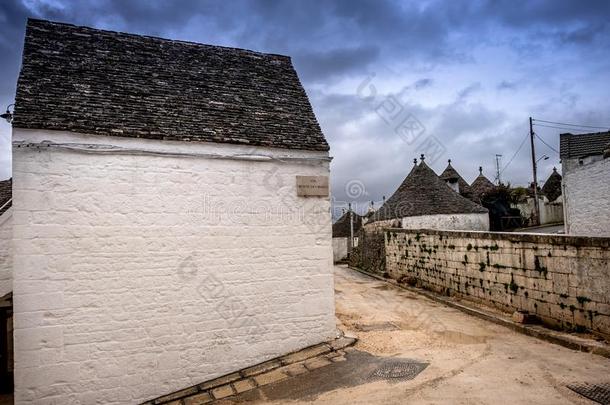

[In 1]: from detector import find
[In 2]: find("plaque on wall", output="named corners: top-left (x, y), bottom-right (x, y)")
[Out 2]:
top-left (296, 176), bottom-right (329, 197)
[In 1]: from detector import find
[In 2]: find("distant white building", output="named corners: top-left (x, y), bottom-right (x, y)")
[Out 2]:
top-left (10, 19), bottom-right (335, 404)
top-left (331, 211), bottom-right (362, 262)
top-left (560, 131), bottom-right (610, 236)
top-left (513, 168), bottom-right (564, 227)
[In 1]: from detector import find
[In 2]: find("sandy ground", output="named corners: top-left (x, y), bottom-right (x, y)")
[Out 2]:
top-left (224, 265), bottom-right (610, 404)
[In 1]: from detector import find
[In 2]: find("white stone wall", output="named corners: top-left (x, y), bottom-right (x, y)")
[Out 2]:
top-left (563, 157), bottom-right (610, 237)
top-left (513, 198), bottom-right (564, 226)
top-left (332, 237), bottom-right (348, 262)
top-left (12, 129), bottom-right (336, 404)
top-left (0, 208), bottom-right (11, 297)
top-left (401, 213), bottom-right (489, 231)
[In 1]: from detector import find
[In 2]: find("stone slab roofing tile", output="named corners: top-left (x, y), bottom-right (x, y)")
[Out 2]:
top-left (14, 19), bottom-right (329, 151)
top-left (559, 132), bottom-right (610, 160)
top-left (0, 179), bottom-right (11, 216)
top-left (372, 160), bottom-right (487, 222)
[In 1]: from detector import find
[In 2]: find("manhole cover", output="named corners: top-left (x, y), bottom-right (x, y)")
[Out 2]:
top-left (370, 361), bottom-right (428, 382)
top-left (567, 383), bottom-right (610, 405)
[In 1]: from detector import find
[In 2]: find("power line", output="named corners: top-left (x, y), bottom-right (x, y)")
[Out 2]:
top-left (532, 118), bottom-right (610, 131)
top-left (535, 133), bottom-right (560, 155)
top-left (531, 123), bottom-right (602, 132)
top-left (500, 132), bottom-right (529, 175)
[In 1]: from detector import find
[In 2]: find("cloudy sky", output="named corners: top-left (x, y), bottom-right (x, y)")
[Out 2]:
top-left (1, 0), bottom-right (609, 214)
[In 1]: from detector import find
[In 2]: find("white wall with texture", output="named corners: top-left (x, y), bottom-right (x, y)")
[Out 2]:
top-left (563, 157), bottom-right (610, 237)
top-left (401, 213), bottom-right (489, 231)
top-left (0, 208), bottom-right (11, 297)
top-left (11, 129), bottom-right (336, 404)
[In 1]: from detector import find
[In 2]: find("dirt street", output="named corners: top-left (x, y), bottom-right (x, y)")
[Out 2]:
top-left (223, 265), bottom-right (610, 404)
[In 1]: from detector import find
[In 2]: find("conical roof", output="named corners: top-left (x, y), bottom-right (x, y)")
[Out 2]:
top-left (470, 167), bottom-right (496, 202)
top-left (332, 211), bottom-right (363, 237)
top-left (439, 159), bottom-right (472, 197)
top-left (373, 160), bottom-right (487, 221)
top-left (541, 167), bottom-right (562, 202)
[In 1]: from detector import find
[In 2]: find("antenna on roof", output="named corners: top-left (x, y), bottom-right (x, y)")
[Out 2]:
top-left (495, 154), bottom-right (503, 185)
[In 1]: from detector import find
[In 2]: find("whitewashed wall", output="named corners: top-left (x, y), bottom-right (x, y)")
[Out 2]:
top-left (563, 157), bottom-right (610, 236)
top-left (332, 237), bottom-right (348, 262)
top-left (401, 213), bottom-right (489, 231)
top-left (0, 208), bottom-right (11, 297)
top-left (12, 129), bottom-right (336, 404)
top-left (513, 197), bottom-right (564, 226)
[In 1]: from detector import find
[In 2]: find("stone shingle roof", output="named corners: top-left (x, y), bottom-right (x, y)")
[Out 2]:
top-left (0, 179), bottom-right (11, 216)
top-left (541, 167), bottom-right (562, 202)
top-left (439, 159), bottom-right (472, 197)
top-left (332, 211), bottom-right (363, 238)
top-left (559, 131), bottom-right (610, 160)
top-left (371, 160), bottom-right (487, 222)
top-left (14, 19), bottom-right (328, 151)
top-left (470, 167), bottom-right (496, 203)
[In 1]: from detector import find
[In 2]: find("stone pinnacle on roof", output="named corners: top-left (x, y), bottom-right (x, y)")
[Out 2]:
top-left (372, 160), bottom-right (487, 222)
top-left (439, 158), bottom-right (472, 197)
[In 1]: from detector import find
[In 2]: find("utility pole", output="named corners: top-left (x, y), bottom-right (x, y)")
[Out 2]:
top-left (529, 117), bottom-right (540, 226)
top-left (348, 202), bottom-right (354, 253)
top-left (495, 154), bottom-right (502, 185)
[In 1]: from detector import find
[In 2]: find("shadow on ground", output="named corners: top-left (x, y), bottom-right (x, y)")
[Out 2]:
top-left (227, 350), bottom-right (428, 403)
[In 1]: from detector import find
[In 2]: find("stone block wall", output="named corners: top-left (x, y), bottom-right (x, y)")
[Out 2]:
top-left (384, 228), bottom-right (610, 337)
top-left (11, 129), bottom-right (336, 404)
top-left (349, 228), bottom-right (386, 276)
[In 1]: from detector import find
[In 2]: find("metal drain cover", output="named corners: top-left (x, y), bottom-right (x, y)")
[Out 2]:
top-left (567, 383), bottom-right (610, 405)
top-left (370, 361), bottom-right (428, 382)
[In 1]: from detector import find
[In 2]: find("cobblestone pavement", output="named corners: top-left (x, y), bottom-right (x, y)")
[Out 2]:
top-left (217, 265), bottom-right (610, 404)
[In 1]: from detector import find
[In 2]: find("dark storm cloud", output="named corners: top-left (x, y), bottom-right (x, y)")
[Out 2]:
top-left (295, 45), bottom-right (380, 81)
top-left (0, 0), bottom-right (29, 98)
top-left (413, 79), bottom-right (433, 90)
top-left (497, 81), bottom-right (517, 91)
top-left (457, 83), bottom-right (482, 101)
top-left (559, 23), bottom-right (608, 45)
top-left (0, 0), bottom-right (609, 192)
